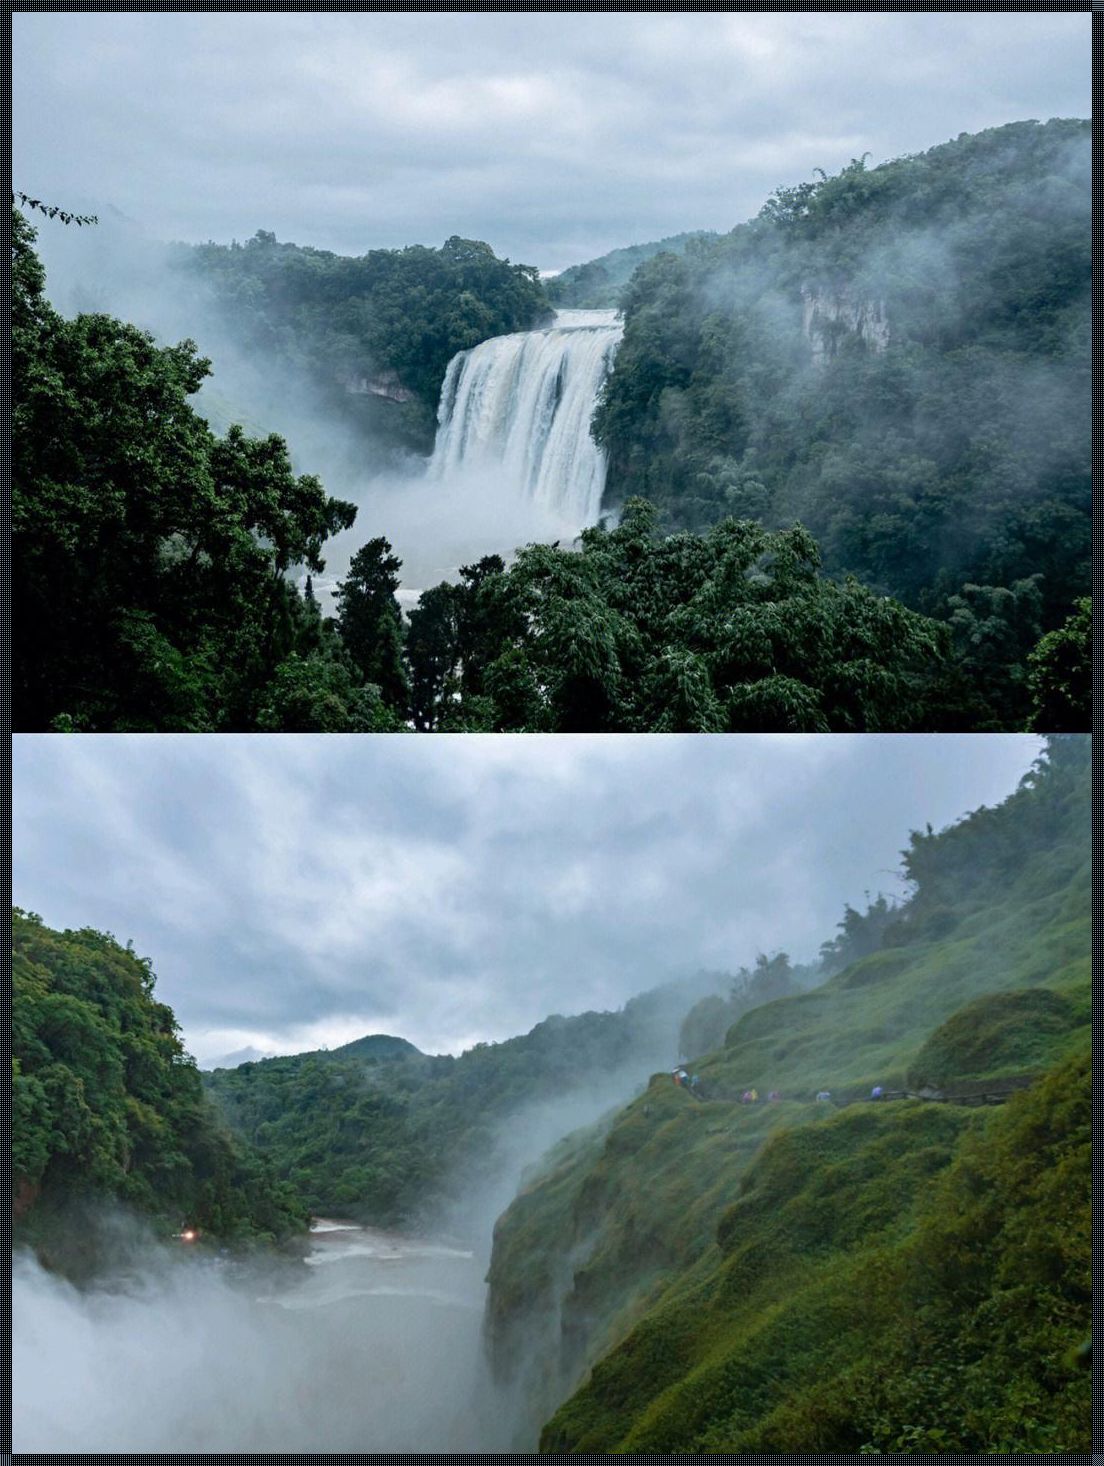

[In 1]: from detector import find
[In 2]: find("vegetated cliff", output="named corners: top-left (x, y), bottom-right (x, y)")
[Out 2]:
top-left (484, 736), bottom-right (1090, 1451)
top-left (593, 121), bottom-right (1090, 727)
top-left (12, 911), bottom-right (309, 1260)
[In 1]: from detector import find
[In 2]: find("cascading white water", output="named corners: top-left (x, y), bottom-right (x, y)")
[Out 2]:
top-left (428, 309), bottom-right (623, 528)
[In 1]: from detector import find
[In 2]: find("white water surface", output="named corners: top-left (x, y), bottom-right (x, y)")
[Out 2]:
top-left (429, 308), bottom-right (623, 527)
top-left (13, 1220), bottom-right (509, 1452)
top-left (312, 309), bottom-right (622, 606)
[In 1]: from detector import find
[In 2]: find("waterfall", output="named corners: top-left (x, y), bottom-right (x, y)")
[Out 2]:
top-left (428, 309), bottom-right (623, 528)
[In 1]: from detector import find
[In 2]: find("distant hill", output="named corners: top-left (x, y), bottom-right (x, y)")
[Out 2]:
top-left (485, 735), bottom-right (1090, 1451)
top-left (544, 231), bottom-right (717, 309)
top-left (204, 1031), bottom-right (424, 1072)
top-left (329, 1032), bottom-right (423, 1062)
top-left (171, 231), bottom-right (552, 457)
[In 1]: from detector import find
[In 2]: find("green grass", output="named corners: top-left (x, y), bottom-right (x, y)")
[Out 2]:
top-left (541, 1050), bottom-right (1090, 1451)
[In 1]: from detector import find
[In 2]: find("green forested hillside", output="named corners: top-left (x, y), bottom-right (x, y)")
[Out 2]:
top-left (203, 973), bottom-right (725, 1228)
top-left (173, 230), bottom-right (551, 454)
top-left (484, 736), bottom-right (1090, 1451)
top-left (12, 911), bottom-right (309, 1248)
top-left (545, 232), bottom-right (716, 309)
top-left (594, 121), bottom-right (1090, 728)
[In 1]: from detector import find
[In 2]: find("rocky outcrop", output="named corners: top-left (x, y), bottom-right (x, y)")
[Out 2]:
top-left (802, 288), bottom-right (889, 365)
top-left (343, 370), bottom-right (415, 403)
top-left (14, 1177), bottom-right (40, 1219)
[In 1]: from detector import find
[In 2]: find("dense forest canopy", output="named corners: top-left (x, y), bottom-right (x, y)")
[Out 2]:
top-left (593, 121), bottom-right (1090, 727)
top-left (12, 206), bottom-right (364, 733)
top-left (12, 910), bottom-right (309, 1248)
top-left (485, 736), bottom-right (1090, 1452)
top-left (404, 501), bottom-right (954, 732)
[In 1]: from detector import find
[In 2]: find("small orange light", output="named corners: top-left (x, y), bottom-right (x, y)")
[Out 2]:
top-left (181, 1228), bottom-right (197, 1242)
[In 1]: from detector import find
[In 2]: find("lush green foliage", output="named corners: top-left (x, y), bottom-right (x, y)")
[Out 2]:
top-left (12, 207), bottom-right (366, 732)
top-left (406, 499), bottom-right (951, 731)
top-left (175, 230), bottom-right (551, 453)
top-left (483, 738), bottom-right (1090, 1450)
top-left (12, 910), bottom-right (308, 1244)
top-left (543, 1053), bottom-right (1090, 1452)
top-left (679, 951), bottom-right (822, 1062)
top-left (594, 121), bottom-right (1090, 728)
top-left (1026, 596), bottom-right (1091, 732)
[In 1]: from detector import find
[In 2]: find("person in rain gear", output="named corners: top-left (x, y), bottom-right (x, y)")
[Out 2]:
top-left (871, 1084), bottom-right (884, 1099)
top-left (748, 1088), bottom-right (759, 1102)
top-left (768, 1089), bottom-right (781, 1102)
top-left (816, 1090), bottom-right (832, 1102)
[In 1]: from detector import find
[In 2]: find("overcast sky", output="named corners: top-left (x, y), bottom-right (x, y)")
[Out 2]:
top-left (13, 12), bottom-right (1089, 271)
top-left (13, 734), bottom-right (1041, 1067)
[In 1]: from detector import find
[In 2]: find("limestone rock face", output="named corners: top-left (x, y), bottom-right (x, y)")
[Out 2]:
top-left (344, 370), bottom-right (415, 402)
top-left (802, 288), bottom-right (889, 364)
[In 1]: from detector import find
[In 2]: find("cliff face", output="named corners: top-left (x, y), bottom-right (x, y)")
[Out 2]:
top-left (484, 743), bottom-right (1090, 1451)
top-left (342, 369), bottom-right (415, 403)
top-left (801, 287), bottom-right (889, 364)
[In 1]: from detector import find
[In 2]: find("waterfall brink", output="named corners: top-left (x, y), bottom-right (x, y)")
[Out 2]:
top-left (428, 309), bottom-right (623, 528)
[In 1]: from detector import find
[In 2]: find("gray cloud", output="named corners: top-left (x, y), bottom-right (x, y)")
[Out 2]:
top-left (13, 13), bottom-right (1089, 270)
top-left (13, 735), bottom-right (1042, 1065)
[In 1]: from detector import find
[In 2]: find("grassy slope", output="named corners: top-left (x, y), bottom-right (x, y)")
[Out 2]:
top-left (545, 1050), bottom-right (1090, 1451)
top-left (484, 749), bottom-right (1089, 1450)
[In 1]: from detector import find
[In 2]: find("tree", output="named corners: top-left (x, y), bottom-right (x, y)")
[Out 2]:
top-left (1026, 598), bottom-right (1091, 732)
top-left (12, 910), bottom-right (308, 1245)
top-left (333, 537), bottom-right (410, 716)
top-left (405, 582), bottom-right (461, 731)
top-left (417, 500), bottom-right (950, 732)
top-left (12, 208), bottom-right (357, 731)
top-left (254, 654), bottom-right (402, 732)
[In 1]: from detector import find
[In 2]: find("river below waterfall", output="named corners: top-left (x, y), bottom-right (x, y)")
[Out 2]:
top-left (12, 1219), bottom-right (521, 1451)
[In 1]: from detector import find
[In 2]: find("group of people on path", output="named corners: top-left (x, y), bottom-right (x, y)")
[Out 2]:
top-left (671, 1067), bottom-right (887, 1107)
